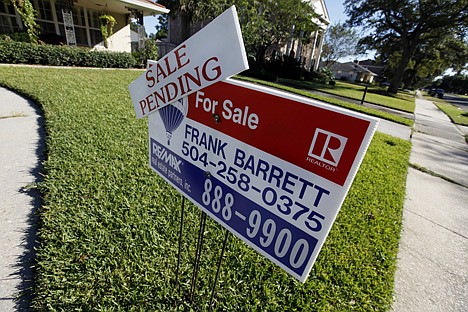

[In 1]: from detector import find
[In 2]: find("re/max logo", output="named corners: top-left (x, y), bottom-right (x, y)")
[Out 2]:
top-left (152, 142), bottom-right (182, 173)
top-left (307, 129), bottom-right (348, 167)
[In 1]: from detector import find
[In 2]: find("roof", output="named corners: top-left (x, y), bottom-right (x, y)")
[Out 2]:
top-left (112, 0), bottom-right (169, 15)
top-left (330, 62), bottom-right (377, 76)
top-left (309, 0), bottom-right (330, 28)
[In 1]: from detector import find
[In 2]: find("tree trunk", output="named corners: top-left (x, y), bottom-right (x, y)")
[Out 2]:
top-left (388, 35), bottom-right (420, 94)
top-left (388, 49), bottom-right (412, 93)
top-left (255, 46), bottom-right (268, 65)
top-left (179, 13), bottom-right (191, 42)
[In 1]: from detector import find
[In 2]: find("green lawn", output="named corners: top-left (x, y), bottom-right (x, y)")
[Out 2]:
top-left (0, 66), bottom-right (411, 311)
top-left (276, 78), bottom-right (416, 113)
top-left (236, 76), bottom-right (414, 127)
top-left (432, 99), bottom-right (468, 127)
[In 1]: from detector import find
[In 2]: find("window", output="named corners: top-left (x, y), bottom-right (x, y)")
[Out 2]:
top-left (0, 0), bottom-right (15, 15)
top-left (0, 14), bottom-right (19, 34)
top-left (0, 0), bottom-right (19, 34)
top-left (85, 9), bottom-right (102, 46)
top-left (35, 0), bottom-right (53, 20)
top-left (34, 0), bottom-right (55, 34)
top-left (2, 0), bottom-right (106, 47)
top-left (55, 4), bottom-right (102, 46)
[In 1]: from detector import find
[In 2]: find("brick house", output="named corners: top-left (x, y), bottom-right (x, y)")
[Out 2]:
top-left (0, 0), bottom-right (168, 52)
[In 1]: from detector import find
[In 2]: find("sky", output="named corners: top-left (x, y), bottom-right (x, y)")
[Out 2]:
top-left (144, 0), bottom-right (349, 35)
top-left (324, 0), bottom-right (347, 24)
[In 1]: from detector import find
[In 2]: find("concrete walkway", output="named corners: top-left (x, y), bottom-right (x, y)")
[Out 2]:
top-left (392, 94), bottom-right (468, 311)
top-left (0, 87), bottom-right (44, 311)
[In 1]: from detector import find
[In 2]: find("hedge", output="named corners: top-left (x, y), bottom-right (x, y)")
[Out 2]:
top-left (0, 40), bottom-right (137, 68)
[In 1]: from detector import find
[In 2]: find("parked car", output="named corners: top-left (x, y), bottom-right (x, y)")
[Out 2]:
top-left (428, 88), bottom-right (444, 99)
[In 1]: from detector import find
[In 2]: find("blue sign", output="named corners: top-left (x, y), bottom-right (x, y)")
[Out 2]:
top-left (150, 138), bottom-right (318, 276)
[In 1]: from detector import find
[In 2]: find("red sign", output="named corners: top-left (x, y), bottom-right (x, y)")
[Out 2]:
top-left (187, 81), bottom-right (372, 186)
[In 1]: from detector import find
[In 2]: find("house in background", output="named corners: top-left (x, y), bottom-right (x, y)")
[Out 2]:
top-left (329, 61), bottom-right (378, 83)
top-left (163, 0), bottom-right (329, 72)
top-left (357, 59), bottom-right (385, 82)
top-left (0, 0), bottom-right (168, 52)
top-left (281, 0), bottom-right (330, 71)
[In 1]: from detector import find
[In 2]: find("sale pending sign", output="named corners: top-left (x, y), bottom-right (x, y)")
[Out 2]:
top-left (148, 79), bottom-right (379, 282)
top-left (128, 6), bottom-right (248, 119)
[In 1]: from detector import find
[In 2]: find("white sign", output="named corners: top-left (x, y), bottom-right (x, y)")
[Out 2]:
top-left (128, 6), bottom-right (248, 119)
top-left (148, 79), bottom-right (379, 282)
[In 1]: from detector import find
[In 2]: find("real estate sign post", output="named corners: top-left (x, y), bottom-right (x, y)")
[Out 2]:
top-left (129, 5), bottom-right (378, 284)
top-left (148, 79), bottom-right (378, 282)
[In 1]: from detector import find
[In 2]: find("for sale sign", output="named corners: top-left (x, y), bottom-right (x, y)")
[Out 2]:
top-left (148, 79), bottom-right (378, 282)
top-left (128, 6), bottom-right (248, 119)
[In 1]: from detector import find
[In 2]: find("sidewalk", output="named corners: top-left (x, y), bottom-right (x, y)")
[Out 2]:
top-left (392, 94), bottom-right (468, 311)
top-left (0, 87), bottom-right (44, 311)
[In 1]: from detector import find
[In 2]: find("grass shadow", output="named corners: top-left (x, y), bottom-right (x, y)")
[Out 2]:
top-left (13, 96), bottom-right (46, 311)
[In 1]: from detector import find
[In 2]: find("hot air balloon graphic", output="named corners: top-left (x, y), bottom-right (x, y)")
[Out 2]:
top-left (158, 97), bottom-right (188, 145)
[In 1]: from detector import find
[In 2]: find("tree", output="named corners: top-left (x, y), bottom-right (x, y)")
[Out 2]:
top-left (235, 0), bottom-right (319, 64)
top-left (159, 0), bottom-right (319, 64)
top-left (157, 0), bottom-right (226, 41)
top-left (321, 22), bottom-right (360, 67)
top-left (374, 27), bottom-right (468, 89)
top-left (402, 32), bottom-right (468, 88)
top-left (344, 0), bottom-right (468, 93)
top-left (439, 74), bottom-right (468, 94)
top-left (7, 0), bottom-right (40, 43)
top-left (154, 14), bottom-right (168, 39)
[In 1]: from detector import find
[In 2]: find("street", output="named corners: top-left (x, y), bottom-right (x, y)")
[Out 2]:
top-left (443, 93), bottom-right (468, 113)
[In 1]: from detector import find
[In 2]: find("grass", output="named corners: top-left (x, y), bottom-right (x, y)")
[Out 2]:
top-left (432, 99), bottom-right (468, 127)
top-left (0, 66), bottom-right (411, 311)
top-left (236, 76), bottom-right (414, 127)
top-left (276, 78), bottom-right (416, 114)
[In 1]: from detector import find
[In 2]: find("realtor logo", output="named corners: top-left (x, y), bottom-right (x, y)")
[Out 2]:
top-left (308, 129), bottom-right (348, 167)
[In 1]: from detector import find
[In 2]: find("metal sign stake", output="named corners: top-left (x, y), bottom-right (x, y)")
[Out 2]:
top-left (175, 196), bottom-right (186, 297)
top-left (209, 229), bottom-right (230, 310)
top-left (190, 211), bottom-right (207, 302)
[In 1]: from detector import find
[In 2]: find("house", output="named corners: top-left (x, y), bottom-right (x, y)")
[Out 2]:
top-left (0, 0), bottom-right (168, 52)
top-left (282, 0), bottom-right (330, 71)
top-left (329, 61), bottom-right (378, 83)
top-left (356, 59), bottom-right (385, 82)
top-left (164, 0), bottom-right (329, 71)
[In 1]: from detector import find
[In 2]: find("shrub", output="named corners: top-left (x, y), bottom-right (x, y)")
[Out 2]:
top-left (133, 39), bottom-right (158, 68)
top-left (241, 68), bottom-right (278, 82)
top-left (0, 32), bottom-right (31, 43)
top-left (245, 56), bottom-right (333, 85)
top-left (0, 40), bottom-right (136, 68)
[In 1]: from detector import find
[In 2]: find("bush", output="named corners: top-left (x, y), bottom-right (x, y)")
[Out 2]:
top-left (0, 32), bottom-right (31, 43)
top-left (245, 56), bottom-right (333, 85)
top-left (302, 70), bottom-right (329, 84)
top-left (133, 39), bottom-right (158, 68)
top-left (241, 68), bottom-right (278, 82)
top-left (0, 40), bottom-right (137, 68)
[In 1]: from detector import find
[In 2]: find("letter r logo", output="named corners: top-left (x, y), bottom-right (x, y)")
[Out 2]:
top-left (308, 129), bottom-right (348, 167)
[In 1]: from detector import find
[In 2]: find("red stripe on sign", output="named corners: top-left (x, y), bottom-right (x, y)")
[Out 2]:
top-left (186, 81), bottom-right (371, 186)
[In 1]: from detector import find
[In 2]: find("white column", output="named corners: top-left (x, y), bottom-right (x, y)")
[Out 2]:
top-left (314, 30), bottom-right (325, 71)
top-left (286, 24), bottom-right (295, 56)
top-left (296, 30), bottom-right (304, 62)
top-left (307, 30), bottom-right (319, 71)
